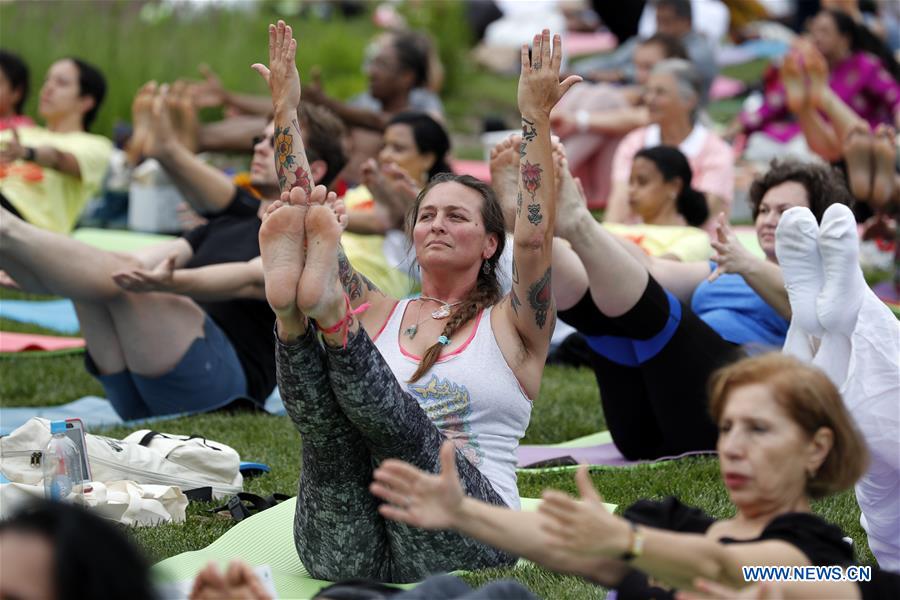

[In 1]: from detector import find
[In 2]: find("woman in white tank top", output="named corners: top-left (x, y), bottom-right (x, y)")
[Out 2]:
top-left (256, 23), bottom-right (580, 583)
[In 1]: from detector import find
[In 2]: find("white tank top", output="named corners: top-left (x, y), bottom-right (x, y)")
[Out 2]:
top-left (373, 299), bottom-right (533, 508)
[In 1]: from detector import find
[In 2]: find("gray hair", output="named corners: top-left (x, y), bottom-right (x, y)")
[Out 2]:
top-left (651, 58), bottom-right (703, 122)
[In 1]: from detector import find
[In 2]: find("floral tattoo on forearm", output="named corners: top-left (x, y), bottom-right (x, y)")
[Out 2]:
top-left (527, 267), bottom-right (552, 329)
top-left (274, 117), bottom-right (312, 195)
top-left (520, 160), bottom-right (543, 226)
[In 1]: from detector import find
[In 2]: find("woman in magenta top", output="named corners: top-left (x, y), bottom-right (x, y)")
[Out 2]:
top-left (739, 10), bottom-right (900, 144)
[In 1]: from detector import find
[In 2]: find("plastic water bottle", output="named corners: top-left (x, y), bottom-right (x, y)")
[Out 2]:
top-left (42, 421), bottom-right (83, 503)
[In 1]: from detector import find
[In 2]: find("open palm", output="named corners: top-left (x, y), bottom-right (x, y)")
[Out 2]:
top-left (370, 441), bottom-right (465, 530)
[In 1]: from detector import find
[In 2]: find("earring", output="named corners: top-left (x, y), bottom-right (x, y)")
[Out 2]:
top-left (482, 261), bottom-right (491, 275)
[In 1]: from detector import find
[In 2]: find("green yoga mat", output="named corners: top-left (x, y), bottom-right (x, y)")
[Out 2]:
top-left (72, 228), bottom-right (175, 252)
top-left (154, 496), bottom-right (615, 598)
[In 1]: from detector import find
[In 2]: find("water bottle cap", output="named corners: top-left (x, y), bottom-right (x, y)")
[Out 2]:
top-left (50, 421), bottom-right (66, 434)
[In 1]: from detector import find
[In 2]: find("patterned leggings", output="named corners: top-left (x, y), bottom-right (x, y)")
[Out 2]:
top-left (276, 326), bottom-right (517, 583)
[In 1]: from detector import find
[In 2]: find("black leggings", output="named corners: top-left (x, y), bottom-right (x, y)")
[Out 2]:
top-left (558, 277), bottom-right (744, 460)
top-left (276, 326), bottom-right (516, 584)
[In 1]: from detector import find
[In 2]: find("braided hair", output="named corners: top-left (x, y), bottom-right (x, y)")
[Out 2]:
top-left (406, 173), bottom-right (506, 382)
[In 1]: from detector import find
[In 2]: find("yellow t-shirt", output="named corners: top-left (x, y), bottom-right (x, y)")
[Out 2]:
top-left (0, 126), bottom-right (113, 233)
top-left (603, 222), bottom-right (712, 261)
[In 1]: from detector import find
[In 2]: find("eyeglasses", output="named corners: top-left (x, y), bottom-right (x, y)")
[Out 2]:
top-left (252, 134), bottom-right (275, 149)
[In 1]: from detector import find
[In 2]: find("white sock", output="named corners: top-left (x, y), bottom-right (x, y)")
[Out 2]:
top-left (776, 206), bottom-right (825, 337)
top-left (812, 332), bottom-right (852, 388)
top-left (817, 203), bottom-right (866, 337)
top-left (782, 321), bottom-right (817, 362)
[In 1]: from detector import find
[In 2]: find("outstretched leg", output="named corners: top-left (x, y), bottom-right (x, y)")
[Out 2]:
top-left (298, 203), bottom-right (516, 581)
top-left (0, 207), bottom-right (206, 378)
top-left (260, 190), bottom-right (392, 581)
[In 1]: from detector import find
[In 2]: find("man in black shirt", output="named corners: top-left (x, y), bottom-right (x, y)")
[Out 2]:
top-left (0, 89), bottom-right (346, 419)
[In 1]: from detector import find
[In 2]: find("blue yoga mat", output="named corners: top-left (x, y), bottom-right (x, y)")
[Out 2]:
top-left (0, 299), bottom-right (80, 334)
top-left (0, 389), bottom-right (285, 436)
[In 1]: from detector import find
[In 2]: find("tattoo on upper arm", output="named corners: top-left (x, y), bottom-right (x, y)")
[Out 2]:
top-left (527, 267), bottom-right (552, 329)
top-left (337, 248), bottom-right (381, 301)
top-left (510, 259), bottom-right (521, 314)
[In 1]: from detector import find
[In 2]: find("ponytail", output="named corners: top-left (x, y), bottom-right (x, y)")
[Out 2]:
top-left (677, 187), bottom-right (709, 227)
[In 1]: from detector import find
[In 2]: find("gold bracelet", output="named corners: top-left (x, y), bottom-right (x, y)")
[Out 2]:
top-left (620, 520), bottom-right (645, 561)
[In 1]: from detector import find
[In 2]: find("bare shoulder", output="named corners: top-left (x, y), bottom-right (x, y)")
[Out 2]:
top-left (360, 294), bottom-right (399, 337)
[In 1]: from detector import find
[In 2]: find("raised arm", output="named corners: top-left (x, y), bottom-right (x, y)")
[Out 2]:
top-left (500, 30), bottom-right (581, 355)
top-left (707, 214), bottom-right (789, 318)
top-left (252, 21), bottom-right (314, 196)
top-left (143, 85), bottom-right (237, 215)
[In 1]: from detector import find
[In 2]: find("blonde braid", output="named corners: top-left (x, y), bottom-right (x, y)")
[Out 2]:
top-left (407, 278), bottom-right (498, 382)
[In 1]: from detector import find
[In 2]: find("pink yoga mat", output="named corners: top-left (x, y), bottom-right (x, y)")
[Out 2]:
top-left (452, 159), bottom-right (491, 183)
top-left (517, 442), bottom-right (714, 468)
top-left (0, 331), bottom-right (85, 353)
top-left (563, 31), bottom-right (618, 58)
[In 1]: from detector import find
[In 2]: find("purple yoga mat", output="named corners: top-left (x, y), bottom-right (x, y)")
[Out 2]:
top-left (516, 442), bottom-right (715, 468)
top-left (874, 281), bottom-right (899, 303)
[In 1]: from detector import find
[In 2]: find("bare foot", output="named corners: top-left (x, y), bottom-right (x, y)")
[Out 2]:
top-left (555, 156), bottom-right (591, 238)
top-left (844, 122), bottom-right (874, 202)
top-left (802, 44), bottom-right (828, 109)
top-left (489, 134), bottom-right (522, 226)
top-left (781, 52), bottom-right (807, 114)
top-left (174, 79), bottom-right (199, 153)
top-left (166, 80), bottom-right (189, 149)
top-left (296, 203), bottom-right (347, 336)
top-left (871, 124), bottom-right (897, 209)
top-left (126, 81), bottom-right (157, 166)
top-left (143, 84), bottom-right (178, 159)
top-left (258, 190), bottom-right (308, 318)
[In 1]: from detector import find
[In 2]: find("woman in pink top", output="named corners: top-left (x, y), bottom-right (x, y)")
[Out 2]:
top-left (607, 59), bottom-right (735, 234)
top-left (736, 10), bottom-right (900, 155)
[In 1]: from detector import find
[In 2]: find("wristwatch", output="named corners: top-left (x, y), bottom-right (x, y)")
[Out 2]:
top-left (23, 147), bottom-right (36, 162)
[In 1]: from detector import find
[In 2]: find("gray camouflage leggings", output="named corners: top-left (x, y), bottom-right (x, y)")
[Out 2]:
top-left (275, 326), bottom-right (517, 583)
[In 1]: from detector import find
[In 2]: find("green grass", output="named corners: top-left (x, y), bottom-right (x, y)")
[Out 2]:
top-left (0, 284), bottom-right (876, 599)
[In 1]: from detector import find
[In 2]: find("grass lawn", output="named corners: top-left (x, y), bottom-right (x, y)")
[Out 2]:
top-left (0, 288), bottom-right (876, 599)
